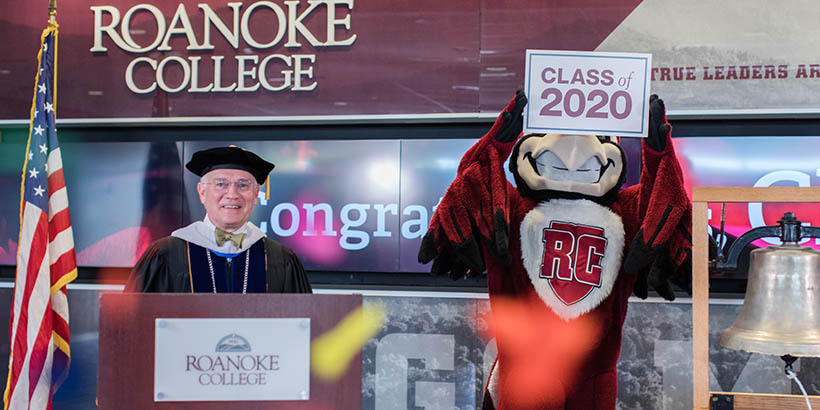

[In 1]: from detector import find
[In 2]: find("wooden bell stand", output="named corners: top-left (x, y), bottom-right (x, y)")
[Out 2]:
top-left (692, 186), bottom-right (820, 410)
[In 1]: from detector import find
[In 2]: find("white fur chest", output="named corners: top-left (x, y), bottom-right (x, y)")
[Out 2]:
top-left (520, 199), bottom-right (625, 321)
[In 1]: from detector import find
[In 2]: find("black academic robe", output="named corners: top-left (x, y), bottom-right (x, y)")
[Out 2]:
top-left (125, 236), bottom-right (312, 293)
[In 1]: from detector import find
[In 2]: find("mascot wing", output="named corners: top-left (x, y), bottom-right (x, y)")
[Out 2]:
top-left (418, 91), bottom-right (526, 279)
top-left (624, 95), bottom-right (693, 300)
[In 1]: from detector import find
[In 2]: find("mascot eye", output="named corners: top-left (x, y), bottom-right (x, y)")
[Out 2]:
top-left (576, 157), bottom-right (603, 173)
top-left (533, 151), bottom-right (604, 183)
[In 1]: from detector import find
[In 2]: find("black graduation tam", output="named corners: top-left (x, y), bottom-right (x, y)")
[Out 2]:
top-left (186, 146), bottom-right (275, 184)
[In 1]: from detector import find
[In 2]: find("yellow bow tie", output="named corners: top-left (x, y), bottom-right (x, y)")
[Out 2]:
top-left (214, 228), bottom-right (246, 248)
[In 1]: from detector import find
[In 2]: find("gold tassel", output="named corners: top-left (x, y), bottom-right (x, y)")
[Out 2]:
top-left (265, 175), bottom-right (270, 201)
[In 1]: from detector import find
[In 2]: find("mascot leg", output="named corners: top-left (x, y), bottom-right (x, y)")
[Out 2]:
top-left (483, 357), bottom-right (570, 410)
top-left (565, 370), bottom-right (617, 410)
top-left (482, 358), bottom-right (500, 410)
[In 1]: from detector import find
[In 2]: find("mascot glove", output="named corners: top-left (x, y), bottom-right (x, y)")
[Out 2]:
top-left (647, 94), bottom-right (671, 152)
top-left (632, 204), bottom-right (693, 300)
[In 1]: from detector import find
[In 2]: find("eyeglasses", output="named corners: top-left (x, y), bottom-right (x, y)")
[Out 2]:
top-left (202, 178), bottom-right (257, 193)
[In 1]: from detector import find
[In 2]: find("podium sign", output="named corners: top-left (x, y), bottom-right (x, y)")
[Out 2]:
top-left (154, 318), bottom-right (310, 402)
top-left (523, 50), bottom-right (652, 137)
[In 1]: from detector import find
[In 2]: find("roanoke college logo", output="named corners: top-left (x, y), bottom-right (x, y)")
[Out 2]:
top-left (539, 221), bottom-right (607, 305)
top-left (215, 333), bottom-right (252, 352)
top-left (185, 333), bottom-right (278, 386)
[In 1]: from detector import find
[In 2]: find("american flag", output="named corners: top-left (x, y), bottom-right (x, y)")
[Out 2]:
top-left (3, 22), bottom-right (76, 410)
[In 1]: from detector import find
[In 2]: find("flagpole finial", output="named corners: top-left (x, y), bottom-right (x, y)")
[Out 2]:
top-left (48, 0), bottom-right (57, 22)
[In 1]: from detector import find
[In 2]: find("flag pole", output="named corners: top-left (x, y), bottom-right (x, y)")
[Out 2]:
top-left (48, 0), bottom-right (56, 23)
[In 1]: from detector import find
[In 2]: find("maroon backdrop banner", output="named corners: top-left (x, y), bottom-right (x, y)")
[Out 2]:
top-left (0, 1), bottom-right (640, 119)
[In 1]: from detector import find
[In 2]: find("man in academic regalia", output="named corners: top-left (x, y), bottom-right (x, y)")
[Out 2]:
top-left (125, 146), bottom-right (312, 293)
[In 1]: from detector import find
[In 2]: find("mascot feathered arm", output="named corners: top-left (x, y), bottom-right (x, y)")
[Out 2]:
top-left (418, 91), bottom-right (527, 279)
top-left (624, 95), bottom-right (693, 299)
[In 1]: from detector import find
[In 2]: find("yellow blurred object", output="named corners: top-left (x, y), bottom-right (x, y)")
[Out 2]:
top-left (311, 303), bottom-right (386, 381)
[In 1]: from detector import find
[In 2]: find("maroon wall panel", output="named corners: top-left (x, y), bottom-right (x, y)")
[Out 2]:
top-left (0, 1), bottom-right (480, 119)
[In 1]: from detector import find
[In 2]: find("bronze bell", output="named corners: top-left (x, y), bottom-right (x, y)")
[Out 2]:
top-left (716, 212), bottom-right (820, 357)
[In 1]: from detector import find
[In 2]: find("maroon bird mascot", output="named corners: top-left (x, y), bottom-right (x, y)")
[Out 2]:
top-left (419, 91), bottom-right (692, 409)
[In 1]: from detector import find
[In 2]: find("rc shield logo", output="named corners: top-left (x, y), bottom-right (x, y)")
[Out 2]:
top-left (540, 221), bottom-right (607, 305)
top-left (520, 199), bottom-right (625, 321)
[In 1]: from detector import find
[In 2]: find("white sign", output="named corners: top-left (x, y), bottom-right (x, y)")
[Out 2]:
top-left (154, 318), bottom-right (310, 402)
top-left (523, 50), bottom-right (652, 137)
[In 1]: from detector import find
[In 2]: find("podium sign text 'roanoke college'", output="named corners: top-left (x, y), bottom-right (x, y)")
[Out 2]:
top-left (154, 318), bottom-right (310, 402)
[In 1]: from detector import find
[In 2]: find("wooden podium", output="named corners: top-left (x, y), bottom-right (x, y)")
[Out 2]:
top-left (98, 293), bottom-right (362, 409)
